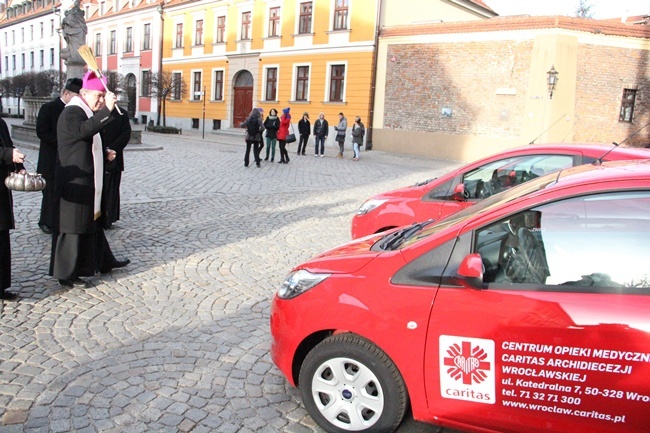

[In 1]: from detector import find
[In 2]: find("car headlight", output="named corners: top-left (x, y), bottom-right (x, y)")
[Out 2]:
top-left (357, 199), bottom-right (387, 215)
top-left (278, 270), bottom-right (331, 299)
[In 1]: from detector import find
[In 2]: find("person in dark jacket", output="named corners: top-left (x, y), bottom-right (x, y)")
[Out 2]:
top-left (276, 107), bottom-right (291, 164)
top-left (297, 112), bottom-right (310, 155)
top-left (263, 108), bottom-right (280, 162)
top-left (313, 112), bottom-right (328, 157)
top-left (35, 78), bottom-right (82, 234)
top-left (240, 108), bottom-right (265, 168)
top-left (100, 105), bottom-right (130, 229)
top-left (351, 116), bottom-right (365, 161)
top-left (0, 119), bottom-right (25, 300)
top-left (334, 112), bottom-right (348, 158)
top-left (50, 71), bottom-right (129, 288)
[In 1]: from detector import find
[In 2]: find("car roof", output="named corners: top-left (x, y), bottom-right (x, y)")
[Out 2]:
top-left (500, 143), bottom-right (650, 159)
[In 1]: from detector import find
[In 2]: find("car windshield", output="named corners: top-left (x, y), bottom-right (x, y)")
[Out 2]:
top-left (398, 173), bottom-right (560, 248)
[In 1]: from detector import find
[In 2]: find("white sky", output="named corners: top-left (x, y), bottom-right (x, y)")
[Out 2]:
top-left (484, 0), bottom-right (650, 19)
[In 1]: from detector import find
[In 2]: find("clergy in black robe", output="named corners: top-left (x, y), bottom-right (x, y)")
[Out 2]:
top-left (0, 118), bottom-right (25, 300)
top-left (35, 78), bottom-right (82, 234)
top-left (100, 106), bottom-right (130, 229)
top-left (50, 71), bottom-right (129, 288)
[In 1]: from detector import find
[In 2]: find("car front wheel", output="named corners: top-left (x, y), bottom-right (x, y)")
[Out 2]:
top-left (299, 334), bottom-right (408, 433)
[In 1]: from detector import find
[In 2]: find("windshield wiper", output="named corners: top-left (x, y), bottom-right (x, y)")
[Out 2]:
top-left (380, 220), bottom-right (434, 251)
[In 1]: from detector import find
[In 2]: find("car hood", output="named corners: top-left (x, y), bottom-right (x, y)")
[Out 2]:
top-left (370, 183), bottom-right (430, 200)
top-left (300, 234), bottom-right (385, 274)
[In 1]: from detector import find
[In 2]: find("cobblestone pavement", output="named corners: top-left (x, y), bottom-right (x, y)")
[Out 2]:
top-left (0, 124), bottom-right (465, 433)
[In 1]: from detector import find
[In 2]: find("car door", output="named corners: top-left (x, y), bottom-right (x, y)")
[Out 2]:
top-left (423, 191), bottom-right (650, 433)
top-left (433, 154), bottom-right (576, 222)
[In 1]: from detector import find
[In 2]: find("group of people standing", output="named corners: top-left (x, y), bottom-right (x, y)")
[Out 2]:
top-left (0, 71), bottom-right (130, 301)
top-left (241, 109), bottom-right (365, 165)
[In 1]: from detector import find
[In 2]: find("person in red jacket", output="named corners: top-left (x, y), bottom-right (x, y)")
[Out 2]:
top-left (276, 107), bottom-right (291, 164)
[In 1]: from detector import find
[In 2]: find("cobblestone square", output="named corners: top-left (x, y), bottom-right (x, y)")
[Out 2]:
top-left (1, 125), bottom-right (463, 432)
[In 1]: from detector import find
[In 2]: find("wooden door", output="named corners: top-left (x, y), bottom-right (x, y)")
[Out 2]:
top-left (233, 86), bottom-right (253, 126)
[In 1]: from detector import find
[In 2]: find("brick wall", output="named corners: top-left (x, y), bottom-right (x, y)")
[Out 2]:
top-left (384, 41), bottom-right (532, 138)
top-left (575, 45), bottom-right (650, 147)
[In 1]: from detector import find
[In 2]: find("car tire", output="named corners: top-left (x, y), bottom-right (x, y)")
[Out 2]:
top-left (299, 334), bottom-right (408, 433)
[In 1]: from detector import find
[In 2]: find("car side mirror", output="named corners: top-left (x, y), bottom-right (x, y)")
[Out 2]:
top-left (456, 253), bottom-right (484, 289)
top-left (452, 183), bottom-right (466, 202)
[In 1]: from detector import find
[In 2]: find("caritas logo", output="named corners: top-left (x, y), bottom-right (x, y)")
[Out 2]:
top-left (439, 335), bottom-right (495, 404)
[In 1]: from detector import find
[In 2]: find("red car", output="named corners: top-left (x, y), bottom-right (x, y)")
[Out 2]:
top-left (271, 160), bottom-right (650, 433)
top-left (351, 144), bottom-right (650, 239)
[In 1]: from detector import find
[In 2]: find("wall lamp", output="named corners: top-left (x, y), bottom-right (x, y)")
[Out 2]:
top-left (547, 65), bottom-right (559, 99)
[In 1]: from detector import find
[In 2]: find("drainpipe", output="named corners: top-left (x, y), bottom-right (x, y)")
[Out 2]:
top-left (365, 0), bottom-right (383, 151)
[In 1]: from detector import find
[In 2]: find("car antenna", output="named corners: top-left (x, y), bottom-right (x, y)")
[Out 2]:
top-left (593, 120), bottom-right (650, 165)
top-left (529, 114), bottom-right (566, 144)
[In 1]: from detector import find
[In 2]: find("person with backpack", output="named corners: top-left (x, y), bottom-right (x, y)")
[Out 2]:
top-left (240, 108), bottom-right (265, 168)
top-left (351, 116), bottom-right (365, 161)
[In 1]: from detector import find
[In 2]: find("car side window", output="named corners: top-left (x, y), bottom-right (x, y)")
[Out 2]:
top-left (424, 178), bottom-right (454, 201)
top-left (475, 191), bottom-right (650, 291)
top-left (462, 155), bottom-right (574, 200)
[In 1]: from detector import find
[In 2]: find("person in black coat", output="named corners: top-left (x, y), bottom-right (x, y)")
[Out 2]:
top-left (50, 71), bottom-right (129, 288)
top-left (35, 78), bottom-right (82, 234)
top-left (263, 108), bottom-right (280, 162)
top-left (297, 112), bottom-right (310, 156)
top-left (313, 112), bottom-right (329, 157)
top-left (0, 118), bottom-right (25, 300)
top-left (240, 108), bottom-right (265, 168)
top-left (100, 106), bottom-right (130, 229)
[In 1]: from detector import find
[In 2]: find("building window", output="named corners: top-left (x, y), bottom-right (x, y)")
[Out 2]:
top-left (195, 19), bottom-right (203, 45)
top-left (333, 0), bottom-right (348, 30)
top-left (49, 48), bottom-right (54, 66)
top-left (329, 64), bottom-right (345, 101)
top-left (299, 2), bottom-right (312, 34)
top-left (50, 19), bottom-right (54, 36)
top-left (11, 30), bottom-right (15, 44)
top-left (21, 28), bottom-right (24, 43)
top-left (213, 70), bottom-right (224, 101)
top-left (193, 71), bottom-right (202, 100)
top-left (269, 7), bottom-right (280, 37)
top-left (12, 55), bottom-right (15, 70)
top-left (125, 27), bottom-right (133, 52)
top-left (29, 51), bottom-right (34, 68)
top-left (40, 50), bottom-right (44, 66)
top-left (142, 70), bottom-right (151, 97)
top-left (175, 23), bottom-right (183, 48)
top-left (30, 25), bottom-right (33, 40)
top-left (95, 33), bottom-right (102, 55)
top-left (265, 67), bottom-right (277, 101)
top-left (40, 22), bottom-right (44, 38)
top-left (143, 23), bottom-right (151, 50)
top-left (109, 30), bottom-right (116, 54)
top-left (21, 53), bottom-right (25, 69)
top-left (241, 12), bottom-right (251, 40)
top-left (295, 66), bottom-right (309, 101)
top-left (619, 89), bottom-right (637, 122)
top-left (172, 72), bottom-right (182, 100)
top-left (216, 16), bottom-right (226, 43)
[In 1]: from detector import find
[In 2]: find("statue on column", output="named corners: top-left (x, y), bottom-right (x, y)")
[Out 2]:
top-left (60, 0), bottom-right (87, 64)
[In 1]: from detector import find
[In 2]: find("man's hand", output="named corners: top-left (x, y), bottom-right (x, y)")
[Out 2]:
top-left (105, 91), bottom-right (116, 111)
top-left (106, 148), bottom-right (117, 162)
top-left (12, 149), bottom-right (25, 164)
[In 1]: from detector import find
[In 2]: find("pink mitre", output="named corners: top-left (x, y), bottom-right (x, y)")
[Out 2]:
top-left (82, 70), bottom-right (107, 91)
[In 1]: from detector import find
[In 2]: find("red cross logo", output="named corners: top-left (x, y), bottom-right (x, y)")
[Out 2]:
top-left (443, 341), bottom-right (491, 385)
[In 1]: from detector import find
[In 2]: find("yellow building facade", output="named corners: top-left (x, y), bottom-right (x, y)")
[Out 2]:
top-left (161, 0), bottom-right (378, 131)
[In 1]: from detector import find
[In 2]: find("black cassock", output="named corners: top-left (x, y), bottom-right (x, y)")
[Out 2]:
top-left (100, 107), bottom-right (130, 229)
top-left (0, 118), bottom-right (21, 294)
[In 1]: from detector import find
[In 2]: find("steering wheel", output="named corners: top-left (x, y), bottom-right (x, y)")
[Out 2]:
top-left (515, 227), bottom-right (549, 284)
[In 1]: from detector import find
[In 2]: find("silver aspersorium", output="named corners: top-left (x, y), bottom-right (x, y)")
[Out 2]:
top-left (5, 171), bottom-right (46, 192)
